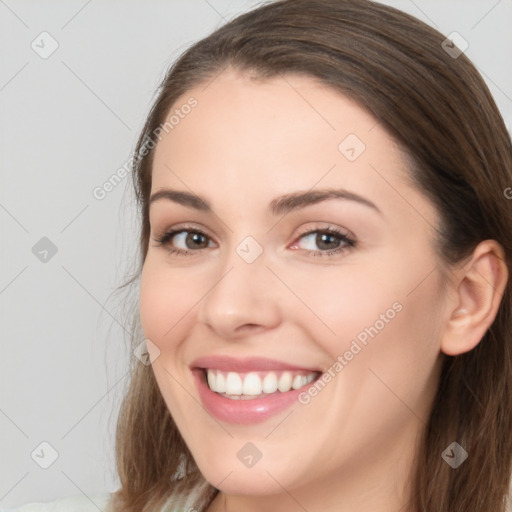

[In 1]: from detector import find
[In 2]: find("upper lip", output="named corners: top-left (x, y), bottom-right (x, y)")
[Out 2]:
top-left (191, 356), bottom-right (320, 373)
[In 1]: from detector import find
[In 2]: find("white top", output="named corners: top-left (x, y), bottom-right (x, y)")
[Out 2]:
top-left (0, 493), bottom-right (112, 512)
top-left (1, 490), bottom-right (206, 512)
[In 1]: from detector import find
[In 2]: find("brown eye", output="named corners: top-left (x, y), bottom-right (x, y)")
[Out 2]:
top-left (181, 231), bottom-right (210, 249)
top-left (155, 228), bottom-right (214, 255)
top-left (292, 228), bottom-right (355, 257)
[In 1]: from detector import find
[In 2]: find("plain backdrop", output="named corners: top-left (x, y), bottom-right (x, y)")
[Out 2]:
top-left (1, 0), bottom-right (511, 508)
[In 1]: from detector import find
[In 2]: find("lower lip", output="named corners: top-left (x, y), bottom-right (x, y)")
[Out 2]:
top-left (193, 369), bottom-right (312, 424)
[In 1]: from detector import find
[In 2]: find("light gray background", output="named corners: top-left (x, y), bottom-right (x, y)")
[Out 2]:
top-left (1, 0), bottom-right (511, 508)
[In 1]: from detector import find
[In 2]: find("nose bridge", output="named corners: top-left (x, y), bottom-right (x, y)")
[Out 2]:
top-left (197, 235), bottom-right (281, 337)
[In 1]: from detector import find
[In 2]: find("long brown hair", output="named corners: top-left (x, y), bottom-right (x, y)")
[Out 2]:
top-left (109, 1), bottom-right (512, 510)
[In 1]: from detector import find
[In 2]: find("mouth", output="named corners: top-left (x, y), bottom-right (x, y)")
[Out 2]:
top-left (203, 368), bottom-right (319, 400)
top-left (191, 356), bottom-right (321, 424)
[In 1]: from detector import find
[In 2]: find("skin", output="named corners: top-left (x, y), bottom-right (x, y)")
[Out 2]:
top-left (139, 68), bottom-right (508, 512)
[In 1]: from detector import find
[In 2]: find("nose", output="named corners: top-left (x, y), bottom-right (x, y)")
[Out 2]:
top-left (197, 246), bottom-right (282, 340)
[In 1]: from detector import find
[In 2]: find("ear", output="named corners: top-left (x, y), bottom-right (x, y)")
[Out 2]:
top-left (440, 240), bottom-right (508, 356)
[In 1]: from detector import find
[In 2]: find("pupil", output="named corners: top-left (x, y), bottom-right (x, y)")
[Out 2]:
top-left (188, 232), bottom-right (207, 248)
top-left (317, 233), bottom-right (337, 250)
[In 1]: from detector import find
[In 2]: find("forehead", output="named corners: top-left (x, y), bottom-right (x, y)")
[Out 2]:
top-left (154, 69), bottom-right (390, 160)
top-left (150, 68), bottom-right (428, 223)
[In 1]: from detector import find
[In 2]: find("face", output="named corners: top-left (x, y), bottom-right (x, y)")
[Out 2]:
top-left (140, 69), bottom-right (447, 502)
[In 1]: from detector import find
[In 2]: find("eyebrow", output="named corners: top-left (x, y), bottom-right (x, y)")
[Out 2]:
top-left (149, 188), bottom-right (382, 216)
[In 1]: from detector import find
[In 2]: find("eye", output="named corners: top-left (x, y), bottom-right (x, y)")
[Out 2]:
top-left (153, 224), bottom-right (356, 258)
top-left (153, 225), bottom-right (215, 256)
top-left (290, 226), bottom-right (356, 258)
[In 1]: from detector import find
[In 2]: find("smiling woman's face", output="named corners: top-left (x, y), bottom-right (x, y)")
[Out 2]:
top-left (140, 69), bottom-right (448, 505)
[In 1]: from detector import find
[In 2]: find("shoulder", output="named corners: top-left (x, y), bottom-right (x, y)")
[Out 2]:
top-left (1, 493), bottom-right (112, 512)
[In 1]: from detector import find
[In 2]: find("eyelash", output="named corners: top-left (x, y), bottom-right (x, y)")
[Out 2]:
top-left (153, 224), bottom-right (356, 258)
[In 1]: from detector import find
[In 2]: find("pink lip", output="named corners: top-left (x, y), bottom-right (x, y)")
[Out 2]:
top-left (191, 355), bottom-right (319, 373)
top-left (190, 356), bottom-right (320, 425)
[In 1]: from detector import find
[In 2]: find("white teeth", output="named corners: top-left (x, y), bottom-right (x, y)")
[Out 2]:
top-left (225, 372), bottom-right (242, 395)
top-left (205, 369), bottom-right (317, 396)
top-left (216, 372), bottom-right (226, 393)
top-left (278, 372), bottom-right (293, 392)
top-left (242, 372), bottom-right (262, 396)
top-left (262, 372), bottom-right (278, 394)
top-left (207, 370), bottom-right (216, 390)
top-left (292, 374), bottom-right (307, 389)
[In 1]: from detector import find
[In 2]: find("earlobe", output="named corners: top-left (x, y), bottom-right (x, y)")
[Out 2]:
top-left (440, 240), bottom-right (508, 356)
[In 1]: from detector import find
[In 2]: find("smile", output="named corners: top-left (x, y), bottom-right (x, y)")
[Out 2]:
top-left (191, 356), bottom-right (321, 424)
top-left (205, 369), bottom-right (318, 399)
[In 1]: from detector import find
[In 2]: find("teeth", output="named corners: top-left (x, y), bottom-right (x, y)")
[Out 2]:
top-left (207, 370), bottom-right (216, 391)
top-left (225, 372), bottom-right (242, 395)
top-left (242, 372), bottom-right (262, 396)
top-left (205, 369), bottom-right (317, 396)
top-left (262, 372), bottom-right (278, 394)
top-left (292, 374), bottom-right (307, 389)
top-left (278, 372), bottom-right (292, 392)
top-left (216, 372), bottom-right (226, 393)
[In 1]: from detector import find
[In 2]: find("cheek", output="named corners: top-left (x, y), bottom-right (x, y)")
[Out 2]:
top-left (285, 252), bottom-right (444, 414)
top-left (139, 259), bottom-right (199, 349)
top-left (332, 268), bottom-right (444, 431)
top-left (286, 249), bottom-right (443, 358)
top-left (139, 260), bottom-right (203, 418)
top-left (276, 261), bottom-right (402, 355)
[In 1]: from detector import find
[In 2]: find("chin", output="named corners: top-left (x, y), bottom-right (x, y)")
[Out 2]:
top-left (200, 464), bottom-right (291, 496)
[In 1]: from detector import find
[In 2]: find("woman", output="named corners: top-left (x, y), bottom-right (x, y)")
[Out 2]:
top-left (9, 0), bottom-right (512, 510)
top-left (113, 0), bottom-right (512, 510)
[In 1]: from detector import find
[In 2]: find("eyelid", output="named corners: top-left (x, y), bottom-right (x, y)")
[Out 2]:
top-left (288, 224), bottom-right (356, 256)
top-left (152, 220), bottom-right (357, 259)
top-left (293, 223), bottom-right (355, 241)
top-left (154, 222), bottom-right (216, 241)
top-left (153, 223), bottom-right (216, 250)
